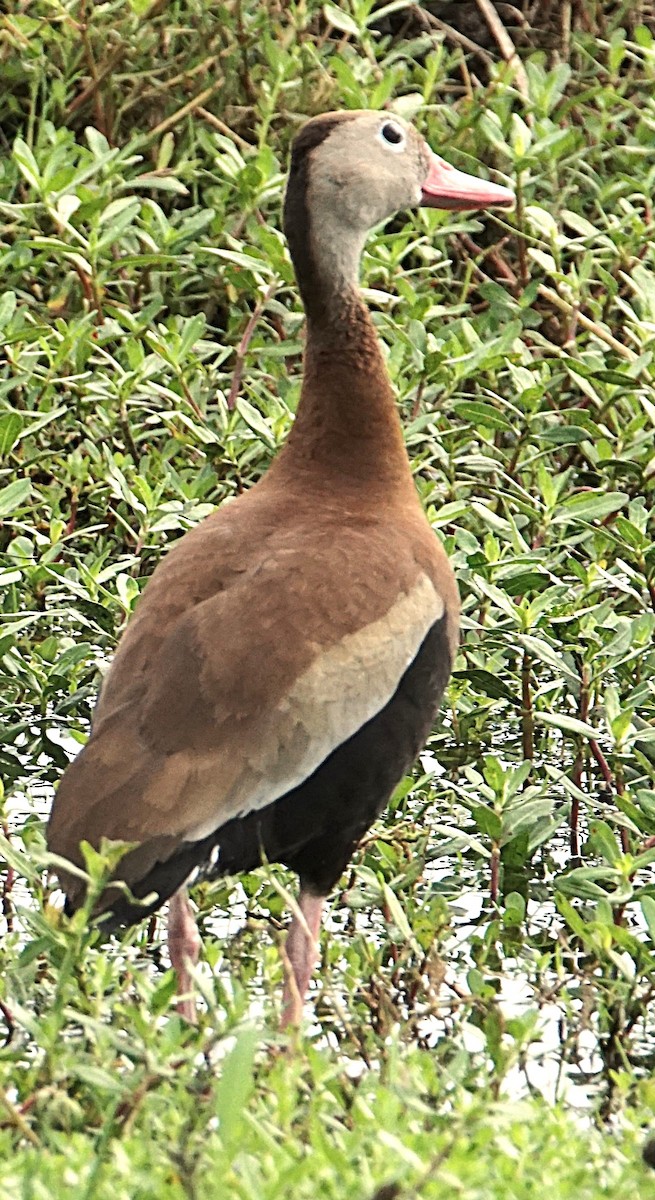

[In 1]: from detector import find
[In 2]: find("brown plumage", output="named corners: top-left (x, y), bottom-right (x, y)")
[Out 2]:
top-left (47, 110), bottom-right (513, 1025)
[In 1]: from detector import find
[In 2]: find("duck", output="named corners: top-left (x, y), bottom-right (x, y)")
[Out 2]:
top-left (47, 110), bottom-right (513, 1027)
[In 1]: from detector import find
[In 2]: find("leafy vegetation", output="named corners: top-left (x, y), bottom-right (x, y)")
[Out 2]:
top-left (1, 1), bottom-right (654, 1195)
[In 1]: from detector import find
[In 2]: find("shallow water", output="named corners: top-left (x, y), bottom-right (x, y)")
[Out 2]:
top-left (3, 720), bottom-right (654, 1114)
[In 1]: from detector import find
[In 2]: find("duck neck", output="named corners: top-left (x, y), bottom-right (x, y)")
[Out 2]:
top-left (273, 217), bottom-right (415, 500)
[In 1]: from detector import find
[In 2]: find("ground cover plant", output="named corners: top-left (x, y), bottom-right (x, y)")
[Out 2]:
top-left (1, 0), bottom-right (655, 1195)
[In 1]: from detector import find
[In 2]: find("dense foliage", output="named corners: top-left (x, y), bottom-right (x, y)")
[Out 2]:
top-left (1, 1), bottom-right (654, 1195)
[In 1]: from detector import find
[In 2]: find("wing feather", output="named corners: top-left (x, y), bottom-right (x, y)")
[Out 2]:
top-left (48, 502), bottom-right (453, 900)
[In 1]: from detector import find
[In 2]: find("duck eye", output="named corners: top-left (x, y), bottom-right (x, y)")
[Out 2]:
top-left (379, 121), bottom-right (405, 150)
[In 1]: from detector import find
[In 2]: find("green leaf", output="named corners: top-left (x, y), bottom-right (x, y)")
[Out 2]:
top-left (131, 171), bottom-right (189, 194)
top-left (502, 797), bottom-right (554, 841)
top-left (518, 635), bottom-right (579, 685)
top-left (367, 0), bottom-right (415, 24)
top-left (553, 491), bottom-right (628, 523)
top-left (452, 400), bottom-right (515, 432)
top-left (555, 894), bottom-right (590, 939)
top-left (203, 247), bottom-right (275, 276)
top-left (475, 577), bottom-right (520, 620)
top-left (503, 891), bottom-right (526, 926)
top-left (213, 1027), bottom-right (259, 1145)
top-left (0, 413), bottom-right (23, 457)
top-left (179, 312), bottom-right (207, 359)
top-left (13, 137), bottom-right (41, 189)
top-left (85, 125), bottom-right (111, 158)
top-left (614, 516), bottom-right (649, 550)
top-left (561, 210), bottom-right (600, 240)
top-left (539, 425), bottom-right (589, 445)
top-left (236, 397), bottom-right (275, 447)
top-left (97, 196), bottom-right (141, 238)
top-left (556, 866), bottom-right (620, 900)
top-left (452, 668), bottom-right (519, 706)
top-left (640, 896), bottom-right (655, 942)
top-left (471, 804), bottom-right (503, 840)
top-left (632, 845), bottom-right (655, 873)
top-left (323, 2), bottom-right (360, 36)
top-left (382, 882), bottom-right (421, 952)
top-left (0, 477), bottom-right (31, 518)
top-left (482, 754), bottom-right (505, 795)
top-left (72, 1064), bottom-right (124, 1094)
top-left (0, 291), bottom-right (16, 329)
top-left (588, 820), bottom-right (622, 866)
top-left (17, 406), bottom-right (67, 442)
top-left (535, 711), bottom-right (598, 740)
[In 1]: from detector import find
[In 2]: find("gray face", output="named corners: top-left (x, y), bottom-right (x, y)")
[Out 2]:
top-left (286, 109), bottom-right (511, 320)
top-left (306, 112), bottom-right (432, 235)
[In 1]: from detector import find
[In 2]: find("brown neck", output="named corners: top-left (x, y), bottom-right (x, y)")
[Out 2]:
top-left (273, 292), bottom-right (414, 498)
top-left (271, 137), bottom-right (415, 501)
top-left (276, 170), bottom-right (416, 500)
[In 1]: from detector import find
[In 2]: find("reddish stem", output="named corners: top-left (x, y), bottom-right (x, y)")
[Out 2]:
top-left (0, 998), bottom-right (15, 1046)
top-left (589, 739), bottom-right (613, 787)
top-left (227, 283), bottom-right (277, 410)
top-left (1, 821), bottom-right (14, 934)
top-left (589, 739), bottom-right (629, 854)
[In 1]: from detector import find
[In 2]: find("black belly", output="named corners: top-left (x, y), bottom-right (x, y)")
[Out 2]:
top-left (104, 615), bottom-right (452, 926)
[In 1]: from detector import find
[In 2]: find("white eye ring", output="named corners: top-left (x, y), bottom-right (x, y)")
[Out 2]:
top-left (377, 120), bottom-right (406, 153)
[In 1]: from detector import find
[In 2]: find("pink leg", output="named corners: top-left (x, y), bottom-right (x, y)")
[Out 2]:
top-left (168, 887), bottom-right (201, 1023)
top-left (280, 889), bottom-right (324, 1029)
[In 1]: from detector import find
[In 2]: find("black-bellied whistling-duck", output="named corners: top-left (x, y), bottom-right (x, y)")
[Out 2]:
top-left (47, 111), bottom-right (513, 1026)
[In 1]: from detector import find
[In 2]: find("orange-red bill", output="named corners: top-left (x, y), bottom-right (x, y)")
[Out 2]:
top-left (421, 152), bottom-right (514, 211)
